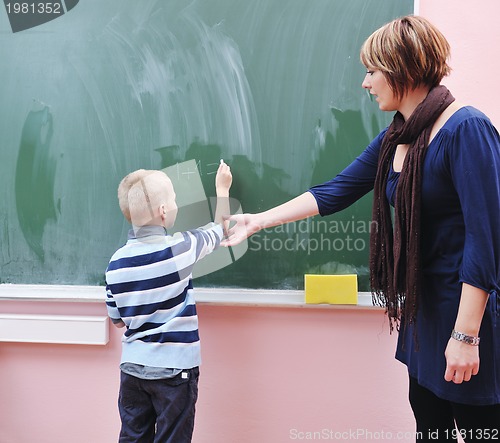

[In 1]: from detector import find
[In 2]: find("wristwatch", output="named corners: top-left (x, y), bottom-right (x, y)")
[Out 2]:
top-left (451, 329), bottom-right (480, 346)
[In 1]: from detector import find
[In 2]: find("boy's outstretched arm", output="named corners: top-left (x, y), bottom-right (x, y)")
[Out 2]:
top-left (214, 160), bottom-right (232, 228)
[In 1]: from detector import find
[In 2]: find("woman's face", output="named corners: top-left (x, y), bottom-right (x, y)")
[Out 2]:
top-left (362, 69), bottom-right (399, 112)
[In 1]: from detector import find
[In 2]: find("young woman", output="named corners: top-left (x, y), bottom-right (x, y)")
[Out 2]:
top-left (223, 16), bottom-right (500, 442)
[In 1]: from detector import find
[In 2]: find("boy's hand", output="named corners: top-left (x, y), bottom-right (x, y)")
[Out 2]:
top-left (214, 160), bottom-right (232, 226)
top-left (113, 319), bottom-right (126, 328)
top-left (216, 160), bottom-right (232, 196)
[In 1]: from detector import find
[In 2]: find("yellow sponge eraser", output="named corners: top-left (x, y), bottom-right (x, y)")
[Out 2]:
top-left (304, 274), bottom-right (358, 305)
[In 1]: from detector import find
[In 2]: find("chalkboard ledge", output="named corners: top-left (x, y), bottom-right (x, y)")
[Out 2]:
top-left (0, 284), bottom-right (377, 309)
top-left (194, 287), bottom-right (376, 309)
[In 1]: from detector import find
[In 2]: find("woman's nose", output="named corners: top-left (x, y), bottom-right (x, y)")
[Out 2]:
top-left (361, 74), bottom-right (371, 89)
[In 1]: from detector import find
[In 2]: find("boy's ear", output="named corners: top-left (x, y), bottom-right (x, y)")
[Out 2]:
top-left (159, 204), bottom-right (167, 219)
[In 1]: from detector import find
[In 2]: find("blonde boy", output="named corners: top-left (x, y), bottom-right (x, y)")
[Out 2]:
top-left (106, 162), bottom-right (231, 443)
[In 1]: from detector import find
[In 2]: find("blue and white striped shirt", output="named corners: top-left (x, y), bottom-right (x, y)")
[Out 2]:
top-left (105, 223), bottom-right (223, 370)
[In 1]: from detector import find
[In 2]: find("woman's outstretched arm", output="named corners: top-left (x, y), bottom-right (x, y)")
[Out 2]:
top-left (222, 191), bottom-right (319, 246)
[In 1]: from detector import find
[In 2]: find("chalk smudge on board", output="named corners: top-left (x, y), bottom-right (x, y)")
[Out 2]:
top-left (15, 102), bottom-right (58, 261)
top-left (99, 6), bottom-right (262, 168)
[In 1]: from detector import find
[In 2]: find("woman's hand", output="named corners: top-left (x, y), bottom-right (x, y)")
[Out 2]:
top-left (221, 213), bottom-right (261, 246)
top-left (444, 283), bottom-right (488, 384)
top-left (444, 338), bottom-right (480, 384)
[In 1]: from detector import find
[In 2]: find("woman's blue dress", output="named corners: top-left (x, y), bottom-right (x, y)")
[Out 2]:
top-left (309, 106), bottom-right (500, 405)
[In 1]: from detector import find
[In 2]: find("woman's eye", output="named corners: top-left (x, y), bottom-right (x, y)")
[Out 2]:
top-left (366, 70), bottom-right (374, 75)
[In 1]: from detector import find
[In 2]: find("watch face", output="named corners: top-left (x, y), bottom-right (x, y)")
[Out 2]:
top-left (465, 335), bottom-right (479, 346)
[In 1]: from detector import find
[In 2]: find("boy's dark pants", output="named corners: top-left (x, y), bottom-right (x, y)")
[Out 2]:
top-left (118, 367), bottom-right (199, 443)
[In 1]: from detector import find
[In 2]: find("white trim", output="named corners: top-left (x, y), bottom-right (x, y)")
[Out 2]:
top-left (0, 314), bottom-right (109, 345)
top-left (413, 0), bottom-right (420, 15)
top-left (0, 284), bottom-right (376, 309)
top-left (0, 284), bottom-right (105, 302)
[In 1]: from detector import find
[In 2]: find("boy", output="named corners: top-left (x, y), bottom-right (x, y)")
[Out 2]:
top-left (105, 161), bottom-right (232, 442)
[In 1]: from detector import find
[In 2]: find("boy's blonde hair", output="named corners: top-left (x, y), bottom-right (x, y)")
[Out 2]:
top-left (117, 169), bottom-right (172, 225)
top-left (360, 15), bottom-right (451, 99)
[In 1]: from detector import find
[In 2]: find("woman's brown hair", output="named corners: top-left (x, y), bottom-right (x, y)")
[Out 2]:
top-left (360, 15), bottom-right (451, 99)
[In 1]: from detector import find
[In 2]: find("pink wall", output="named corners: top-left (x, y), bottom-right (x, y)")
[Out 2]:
top-left (1, 1), bottom-right (498, 442)
top-left (0, 301), bottom-right (412, 443)
top-left (194, 306), bottom-right (412, 443)
top-left (0, 301), bottom-right (120, 443)
top-left (419, 0), bottom-right (500, 127)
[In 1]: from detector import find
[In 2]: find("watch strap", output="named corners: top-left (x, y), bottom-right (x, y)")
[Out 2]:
top-left (451, 329), bottom-right (480, 346)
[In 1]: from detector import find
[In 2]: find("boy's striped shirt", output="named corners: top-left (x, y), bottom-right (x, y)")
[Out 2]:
top-left (105, 223), bottom-right (222, 370)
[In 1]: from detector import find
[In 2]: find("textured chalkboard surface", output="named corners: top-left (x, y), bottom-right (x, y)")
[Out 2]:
top-left (0, 0), bottom-right (413, 289)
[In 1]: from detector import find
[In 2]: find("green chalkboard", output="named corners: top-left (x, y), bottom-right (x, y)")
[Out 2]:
top-left (0, 0), bottom-right (413, 289)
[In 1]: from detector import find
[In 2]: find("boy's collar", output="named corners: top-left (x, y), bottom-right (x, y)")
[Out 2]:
top-left (128, 225), bottom-right (167, 239)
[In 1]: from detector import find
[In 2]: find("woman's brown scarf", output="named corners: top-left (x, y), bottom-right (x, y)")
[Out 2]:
top-left (370, 85), bottom-right (455, 331)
